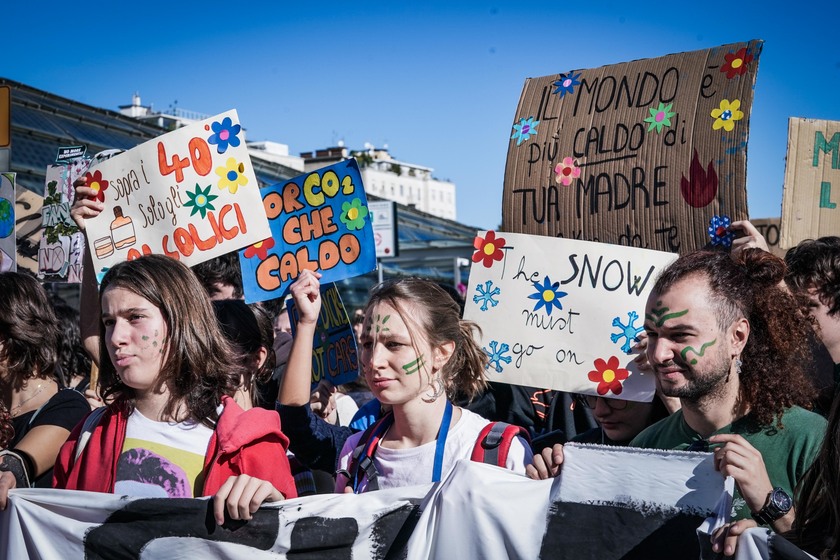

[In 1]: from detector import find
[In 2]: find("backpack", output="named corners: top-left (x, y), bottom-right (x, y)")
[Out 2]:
top-left (345, 410), bottom-right (530, 492)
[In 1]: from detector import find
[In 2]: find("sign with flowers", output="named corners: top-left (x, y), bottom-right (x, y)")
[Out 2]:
top-left (239, 159), bottom-right (376, 303)
top-left (464, 231), bottom-right (676, 401)
top-left (502, 40), bottom-right (762, 254)
top-left (83, 110), bottom-right (269, 279)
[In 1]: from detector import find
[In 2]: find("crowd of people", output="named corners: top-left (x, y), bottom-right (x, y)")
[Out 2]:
top-left (0, 179), bottom-right (839, 558)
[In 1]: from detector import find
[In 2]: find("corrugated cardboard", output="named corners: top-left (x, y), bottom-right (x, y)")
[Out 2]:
top-left (747, 217), bottom-right (786, 258)
top-left (780, 117), bottom-right (840, 249)
top-left (502, 40), bottom-right (762, 253)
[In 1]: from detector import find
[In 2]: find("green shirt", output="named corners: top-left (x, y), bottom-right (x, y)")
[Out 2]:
top-left (630, 406), bottom-right (826, 520)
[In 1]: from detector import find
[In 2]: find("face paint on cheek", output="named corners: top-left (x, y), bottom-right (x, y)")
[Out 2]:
top-left (402, 354), bottom-right (425, 375)
top-left (680, 339), bottom-right (717, 365)
top-left (645, 301), bottom-right (689, 327)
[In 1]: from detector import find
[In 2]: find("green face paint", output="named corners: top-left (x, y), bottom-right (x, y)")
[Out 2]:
top-left (402, 354), bottom-right (425, 375)
top-left (680, 339), bottom-right (717, 365)
top-left (374, 314), bottom-right (391, 335)
top-left (645, 301), bottom-right (689, 327)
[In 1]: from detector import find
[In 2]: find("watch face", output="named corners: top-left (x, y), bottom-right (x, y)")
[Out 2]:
top-left (771, 488), bottom-right (793, 511)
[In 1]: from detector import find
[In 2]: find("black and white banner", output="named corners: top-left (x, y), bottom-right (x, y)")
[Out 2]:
top-left (1, 444), bottom-right (733, 559)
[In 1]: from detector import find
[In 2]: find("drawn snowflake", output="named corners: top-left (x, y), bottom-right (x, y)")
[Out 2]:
top-left (511, 117), bottom-right (540, 146)
top-left (610, 311), bottom-right (644, 354)
top-left (473, 281), bottom-right (501, 311)
top-left (484, 340), bottom-right (512, 373)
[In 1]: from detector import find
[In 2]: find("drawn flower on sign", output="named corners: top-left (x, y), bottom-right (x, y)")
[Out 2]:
top-left (84, 169), bottom-right (109, 202)
top-left (680, 150), bottom-right (718, 208)
top-left (554, 157), bottom-right (581, 186)
top-left (511, 117), bottom-right (540, 146)
top-left (528, 276), bottom-right (567, 316)
top-left (207, 117), bottom-right (242, 154)
top-left (553, 71), bottom-right (582, 97)
top-left (588, 356), bottom-right (630, 396)
top-left (472, 231), bottom-right (506, 268)
top-left (711, 99), bottom-right (744, 132)
top-left (183, 184), bottom-right (218, 219)
top-left (244, 237), bottom-right (275, 260)
top-left (720, 47), bottom-right (753, 79)
top-left (215, 157), bottom-right (248, 194)
top-left (340, 198), bottom-right (369, 230)
top-left (708, 215), bottom-right (734, 247)
top-left (643, 102), bottom-right (676, 133)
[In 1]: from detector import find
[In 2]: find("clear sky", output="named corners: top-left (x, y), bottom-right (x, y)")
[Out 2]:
top-left (6, 1), bottom-right (840, 230)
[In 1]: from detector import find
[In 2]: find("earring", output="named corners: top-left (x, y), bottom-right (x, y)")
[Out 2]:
top-left (734, 358), bottom-right (743, 376)
top-left (422, 377), bottom-right (445, 403)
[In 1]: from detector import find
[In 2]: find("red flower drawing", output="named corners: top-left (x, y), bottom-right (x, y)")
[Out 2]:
top-left (472, 231), bottom-right (506, 268)
top-left (720, 48), bottom-right (753, 79)
top-left (84, 169), bottom-right (109, 202)
top-left (588, 356), bottom-right (630, 396)
top-left (243, 237), bottom-right (275, 260)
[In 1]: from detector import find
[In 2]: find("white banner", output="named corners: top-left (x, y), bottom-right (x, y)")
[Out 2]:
top-left (1, 445), bottom-right (726, 560)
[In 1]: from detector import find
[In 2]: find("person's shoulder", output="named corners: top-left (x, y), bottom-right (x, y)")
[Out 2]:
top-left (629, 410), bottom-right (683, 448)
top-left (780, 405), bottom-right (828, 431)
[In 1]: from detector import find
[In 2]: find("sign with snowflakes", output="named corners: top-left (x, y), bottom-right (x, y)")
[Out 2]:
top-left (502, 40), bottom-right (761, 254)
top-left (83, 110), bottom-right (270, 279)
top-left (239, 159), bottom-right (377, 303)
top-left (464, 231), bottom-right (676, 402)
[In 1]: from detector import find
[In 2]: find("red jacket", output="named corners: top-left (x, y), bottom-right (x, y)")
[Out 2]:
top-left (53, 395), bottom-right (297, 500)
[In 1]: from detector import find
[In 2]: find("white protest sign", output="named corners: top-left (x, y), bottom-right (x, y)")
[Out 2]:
top-left (464, 231), bottom-right (676, 401)
top-left (83, 110), bottom-right (270, 277)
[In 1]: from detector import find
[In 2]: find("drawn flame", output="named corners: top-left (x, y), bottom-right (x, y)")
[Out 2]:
top-left (680, 150), bottom-right (718, 208)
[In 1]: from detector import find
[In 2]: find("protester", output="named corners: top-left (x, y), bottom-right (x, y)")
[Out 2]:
top-left (568, 392), bottom-right (670, 445)
top-left (48, 292), bottom-right (93, 392)
top-left (0, 272), bottom-right (90, 490)
top-left (528, 249), bottom-right (826, 537)
top-left (192, 252), bottom-right (245, 301)
top-left (283, 271), bottom-right (532, 493)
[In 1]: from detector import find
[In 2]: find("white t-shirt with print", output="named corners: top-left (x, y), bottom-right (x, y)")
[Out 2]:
top-left (113, 409), bottom-right (214, 498)
top-left (336, 408), bottom-right (533, 493)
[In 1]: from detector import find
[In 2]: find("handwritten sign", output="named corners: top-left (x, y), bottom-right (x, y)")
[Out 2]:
top-left (0, 173), bottom-right (15, 272)
top-left (502, 40), bottom-right (762, 253)
top-left (15, 188), bottom-right (42, 274)
top-left (83, 110), bottom-right (270, 278)
top-left (780, 117), bottom-right (840, 249)
top-left (286, 282), bottom-right (359, 387)
top-left (38, 159), bottom-right (89, 282)
top-left (463, 231), bottom-right (676, 401)
top-left (239, 159), bottom-right (376, 303)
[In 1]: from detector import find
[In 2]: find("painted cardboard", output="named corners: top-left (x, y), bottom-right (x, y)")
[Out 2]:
top-left (502, 40), bottom-right (762, 254)
top-left (239, 159), bottom-right (377, 303)
top-left (15, 188), bottom-right (43, 274)
top-left (0, 173), bottom-right (15, 272)
top-left (748, 217), bottom-right (786, 258)
top-left (286, 282), bottom-right (359, 388)
top-left (463, 231), bottom-right (677, 401)
top-left (780, 117), bottom-right (840, 249)
top-left (83, 110), bottom-right (270, 279)
top-left (38, 159), bottom-right (90, 282)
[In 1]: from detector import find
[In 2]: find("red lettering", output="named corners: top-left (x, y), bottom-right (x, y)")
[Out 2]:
top-left (157, 142), bottom-right (190, 184)
top-left (189, 137), bottom-right (212, 176)
top-left (173, 228), bottom-right (195, 257)
top-left (188, 222), bottom-right (217, 251)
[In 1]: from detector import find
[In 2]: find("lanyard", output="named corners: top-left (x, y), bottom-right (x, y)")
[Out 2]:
top-left (432, 400), bottom-right (453, 483)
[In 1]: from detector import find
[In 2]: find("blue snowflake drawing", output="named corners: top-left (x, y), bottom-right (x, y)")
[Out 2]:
top-left (511, 116), bottom-right (540, 146)
top-left (473, 280), bottom-right (501, 311)
top-left (484, 340), bottom-right (512, 373)
top-left (610, 311), bottom-right (644, 354)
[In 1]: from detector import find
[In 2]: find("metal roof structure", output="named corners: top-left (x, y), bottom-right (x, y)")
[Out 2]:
top-left (1, 78), bottom-right (481, 306)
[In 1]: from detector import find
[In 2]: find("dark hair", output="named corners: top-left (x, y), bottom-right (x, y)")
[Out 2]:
top-left (0, 272), bottom-right (63, 389)
top-left (652, 248), bottom-right (815, 426)
top-left (0, 401), bottom-right (12, 449)
top-left (191, 252), bottom-right (244, 299)
top-left (364, 277), bottom-right (488, 400)
top-left (98, 255), bottom-right (242, 426)
top-left (49, 293), bottom-right (92, 383)
top-left (785, 237), bottom-right (840, 316)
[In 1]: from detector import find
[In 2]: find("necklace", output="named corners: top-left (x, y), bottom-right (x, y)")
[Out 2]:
top-left (10, 382), bottom-right (45, 416)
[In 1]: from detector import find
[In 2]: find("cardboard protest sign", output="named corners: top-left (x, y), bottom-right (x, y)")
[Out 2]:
top-left (38, 159), bottom-right (90, 282)
top-left (463, 231), bottom-right (676, 401)
top-left (503, 40), bottom-right (762, 254)
top-left (0, 173), bottom-right (15, 272)
top-left (239, 159), bottom-right (376, 303)
top-left (83, 110), bottom-right (270, 278)
top-left (14, 188), bottom-right (42, 274)
top-left (286, 282), bottom-right (359, 388)
top-left (749, 217), bottom-right (786, 259)
top-left (780, 117), bottom-right (840, 249)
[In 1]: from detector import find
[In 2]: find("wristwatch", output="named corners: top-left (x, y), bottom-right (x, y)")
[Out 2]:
top-left (751, 487), bottom-right (792, 525)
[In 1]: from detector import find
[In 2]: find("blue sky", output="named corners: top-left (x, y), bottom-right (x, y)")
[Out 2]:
top-left (6, 1), bottom-right (840, 230)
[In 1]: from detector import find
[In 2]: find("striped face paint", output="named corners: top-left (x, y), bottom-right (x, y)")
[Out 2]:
top-left (402, 355), bottom-right (425, 375)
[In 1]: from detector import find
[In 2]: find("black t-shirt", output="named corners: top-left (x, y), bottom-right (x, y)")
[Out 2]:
top-left (11, 388), bottom-right (90, 487)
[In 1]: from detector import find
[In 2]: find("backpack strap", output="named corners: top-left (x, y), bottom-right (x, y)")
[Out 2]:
top-left (345, 410), bottom-right (394, 493)
top-left (471, 422), bottom-right (530, 467)
top-left (73, 406), bottom-right (107, 464)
